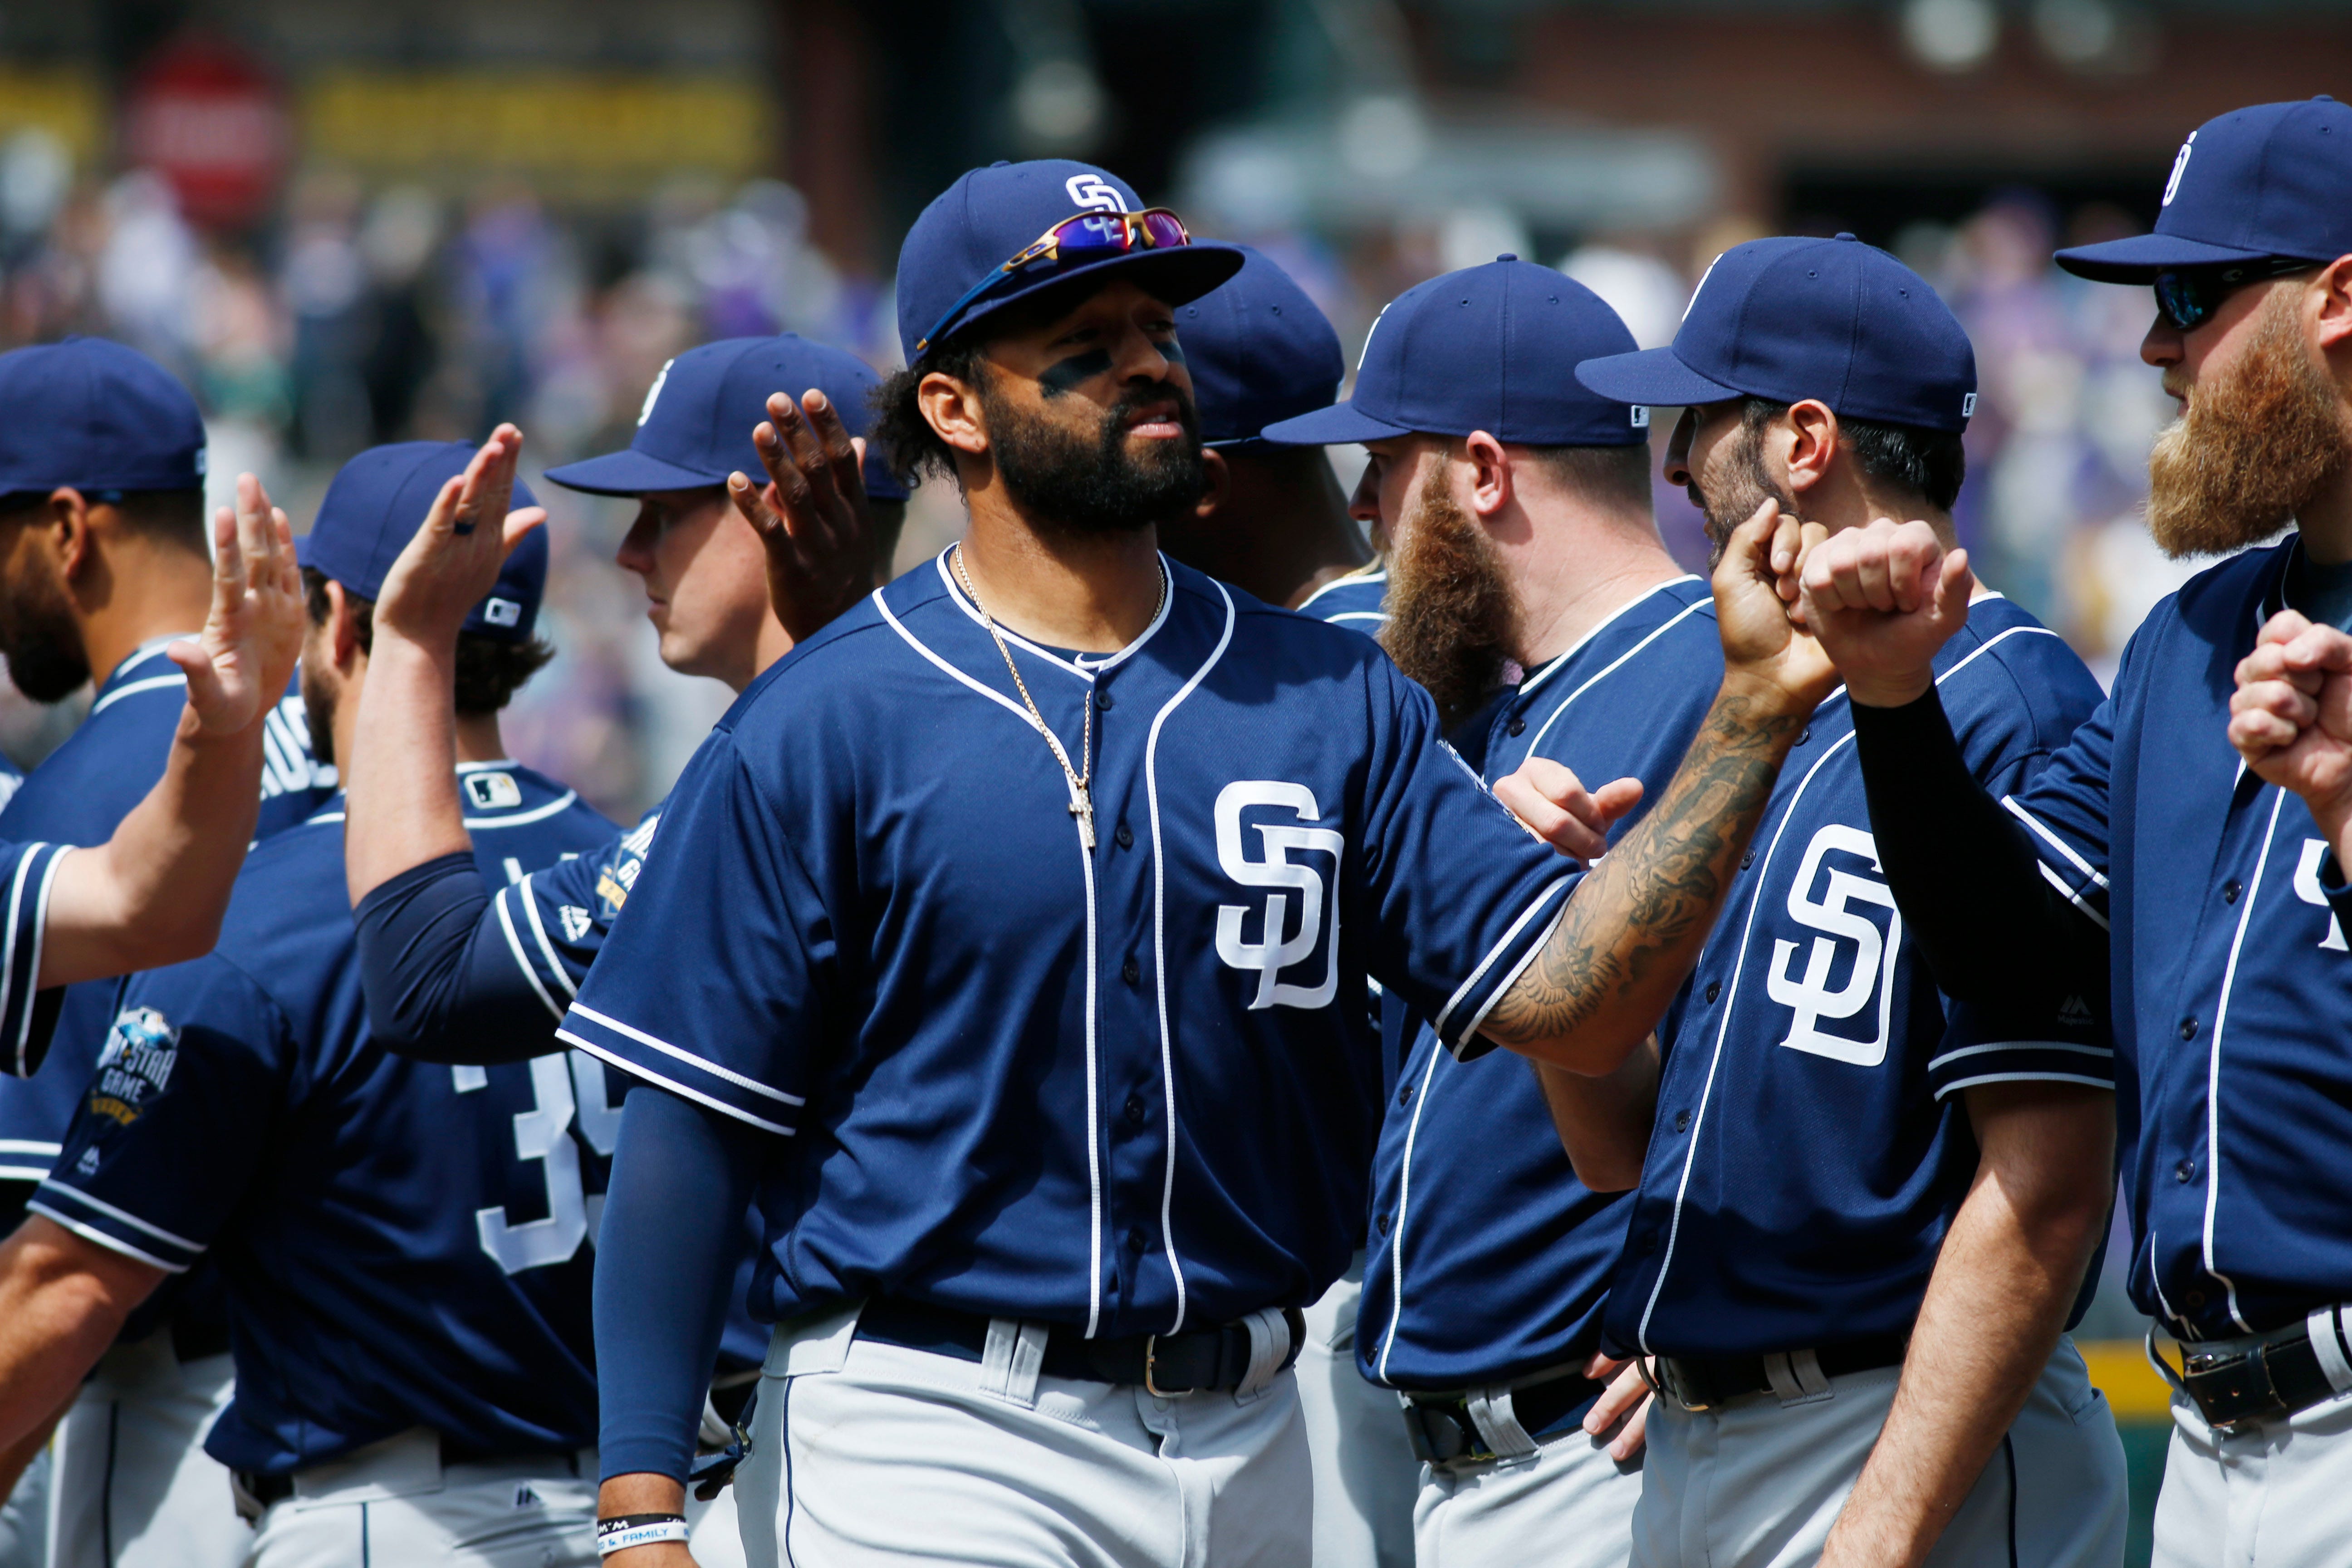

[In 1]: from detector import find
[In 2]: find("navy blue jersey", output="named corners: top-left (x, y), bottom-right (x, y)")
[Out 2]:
top-left (0, 639), bottom-right (332, 1185)
top-left (1296, 566), bottom-right (1387, 635)
top-left (1606, 596), bottom-right (2110, 1358)
top-left (0, 839), bottom-right (74, 1091)
top-left (0, 756), bottom-right (22, 817)
top-left (2005, 542), bottom-right (2352, 1341)
top-left (1363, 576), bottom-right (1719, 1389)
top-left (561, 554), bottom-right (1577, 1338)
top-left (30, 767), bottom-right (615, 1476)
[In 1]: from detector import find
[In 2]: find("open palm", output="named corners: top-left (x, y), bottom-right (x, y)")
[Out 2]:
top-left (171, 473), bottom-right (304, 734)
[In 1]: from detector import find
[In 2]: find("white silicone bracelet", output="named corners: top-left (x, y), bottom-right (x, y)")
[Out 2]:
top-left (597, 1518), bottom-right (690, 1556)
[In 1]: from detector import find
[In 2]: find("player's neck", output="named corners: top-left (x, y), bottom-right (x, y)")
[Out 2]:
top-left (454, 714), bottom-right (506, 765)
top-left (955, 502), bottom-right (1166, 654)
top-left (1507, 509), bottom-right (1686, 668)
top-left (2296, 460), bottom-right (2352, 564)
top-left (74, 539), bottom-right (215, 689)
top-left (1208, 459), bottom-right (1370, 608)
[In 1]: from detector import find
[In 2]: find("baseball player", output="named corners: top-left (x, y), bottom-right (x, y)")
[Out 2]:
top-left (1806, 99), bottom-right (2352, 1565)
top-left (1257, 256), bottom-right (1719, 1568)
top-left (568, 158), bottom-right (1852, 1568)
top-left (337, 336), bottom-right (904, 1568)
top-left (0, 338), bottom-right (333, 1568)
top-left (1153, 245), bottom-right (1371, 611)
top-left (0, 433), bottom-right (616, 1568)
top-left (1560, 235), bottom-right (2129, 1567)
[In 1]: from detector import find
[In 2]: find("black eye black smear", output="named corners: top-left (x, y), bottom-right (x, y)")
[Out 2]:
top-left (1039, 349), bottom-right (1115, 398)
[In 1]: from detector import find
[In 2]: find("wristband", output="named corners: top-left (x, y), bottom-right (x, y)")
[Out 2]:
top-left (597, 1514), bottom-right (690, 1555)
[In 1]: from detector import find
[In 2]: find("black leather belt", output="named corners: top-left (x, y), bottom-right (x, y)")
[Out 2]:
top-left (1400, 1367), bottom-right (1609, 1465)
top-left (1652, 1334), bottom-right (1910, 1410)
top-left (857, 1296), bottom-right (1306, 1395)
top-left (2179, 1309), bottom-right (2352, 1429)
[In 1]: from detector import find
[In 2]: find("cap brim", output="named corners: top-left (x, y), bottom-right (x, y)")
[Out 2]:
top-left (1573, 348), bottom-right (1740, 408)
top-left (1258, 401), bottom-right (1414, 446)
top-left (2053, 231), bottom-right (2284, 283)
top-left (543, 448), bottom-right (728, 496)
top-left (946, 243), bottom-right (1247, 348)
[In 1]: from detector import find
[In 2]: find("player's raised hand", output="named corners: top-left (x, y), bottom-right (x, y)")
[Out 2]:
top-left (373, 423), bottom-right (546, 646)
top-left (730, 388), bottom-right (876, 643)
top-left (2230, 609), bottom-right (2352, 832)
top-left (1794, 516), bottom-right (1973, 708)
top-left (1714, 499), bottom-right (1838, 711)
top-left (1494, 758), bottom-right (1644, 861)
top-left (169, 473), bottom-right (304, 734)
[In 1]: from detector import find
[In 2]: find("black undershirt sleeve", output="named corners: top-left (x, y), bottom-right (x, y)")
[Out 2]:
top-left (1849, 686), bottom-right (2106, 1007)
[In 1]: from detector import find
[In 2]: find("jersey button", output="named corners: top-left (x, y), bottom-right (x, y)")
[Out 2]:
top-left (1125, 1094), bottom-right (1145, 1125)
top-left (2181, 1017), bottom-right (2199, 1041)
top-left (2185, 1289), bottom-right (2206, 1308)
top-left (1674, 1109), bottom-right (1691, 1133)
top-left (1398, 1082), bottom-right (1414, 1107)
top-left (1115, 822), bottom-right (1135, 850)
top-left (1739, 849), bottom-right (1754, 871)
top-left (2223, 880), bottom-right (2243, 905)
top-left (1376, 1211), bottom-right (1392, 1235)
top-left (1705, 980), bottom-right (1721, 1003)
top-left (1507, 716), bottom-right (1527, 737)
top-left (1122, 956), bottom-right (1141, 986)
top-left (2176, 1159), bottom-right (2196, 1183)
top-left (1127, 1228), bottom-right (1147, 1253)
top-left (1097, 689), bottom-right (1116, 711)
top-left (1796, 727), bottom-right (1811, 745)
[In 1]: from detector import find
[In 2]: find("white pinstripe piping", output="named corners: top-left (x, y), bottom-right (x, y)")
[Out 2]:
top-left (495, 887), bottom-right (567, 1024)
top-left (1637, 623), bottom-right (2058, 1351)
top-left (1934, 1071), bottom-right (2115, 1098)
top-left (557, 1033), bottom-right (796, 1137)
top-left (2201, 785), bottom-right (2281, 1335)
top-left (1144, 581), bottom-right (1234, 1335)
top-left (1516, 577), bottom-right (1706, 732)
top-left (34, 1181), bottom-right (202, 1251)
top-left (308, 790), bottom-right (582, 831)
top-left (930, 550), bottom-right (1174, 678)
top-left (517, 872), bottom-right (579, 1000)
top-left (878, 578), bottom-right (1113, 1336)
top-left (2034, 862), bottom-right (2112, 931)
top-left (1296, 568), bottom-right (1386, 615)
top-left (1926, 1040), bottom-right (2113, 1071)
top-left (1430, 877), bottom-right (1574, 1045)
top-left (1377, 1044), bottom-right (1446, 1382)
top-left (88, 673), bottom-right (187, 716)
top-left (0, 843), bottom-right (40, 1075)
top-left (25, 1203), bottom-right (188, 1273)
top-left (13, 846), bottom-right (66, 1072)
top-left (0, 1139), bottom-right (58, 1156)
top-left (564, 1003), bottom-right (806, 1106)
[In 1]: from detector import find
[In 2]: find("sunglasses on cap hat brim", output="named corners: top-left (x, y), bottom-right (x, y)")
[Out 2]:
top-left (916, 208), bottom-right (1201, 355)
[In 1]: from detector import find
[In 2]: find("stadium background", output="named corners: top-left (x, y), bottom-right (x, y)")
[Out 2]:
top-left (7, 2), bottom-right (2345, 1557)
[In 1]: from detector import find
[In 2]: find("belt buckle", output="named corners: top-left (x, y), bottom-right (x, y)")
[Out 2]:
top-left (1642, 1356), bottom-right (1710, 1414)
top-left (1142, 1333), bottom-right (1193, 1398)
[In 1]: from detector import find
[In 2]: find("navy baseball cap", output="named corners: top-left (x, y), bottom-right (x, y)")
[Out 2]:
top-left (1577, 235), bottom-right (1978, 434)
top-left (1261, 258), bottom-right (1649, 449)
top-left (2057, 98), bottom-right (2352, 282)
top-left (545, 334), bottom-right (904, 502)
top-left (1178, 245), bottom-right (1345, 450)
top-left (299, 442), bottom-right (548, 643)
top-left (0, 336), bottom-right (206, 495)
top-left (895, 160), bottom-right (1243, 363)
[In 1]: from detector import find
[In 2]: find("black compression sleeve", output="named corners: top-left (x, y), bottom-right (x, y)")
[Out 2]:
top-left (354, 852), bottom-right (564, 1065)
top-left (1849, 687), bottom-right (2103, 1005)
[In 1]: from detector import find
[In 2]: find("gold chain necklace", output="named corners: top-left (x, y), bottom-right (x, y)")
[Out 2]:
top-left (951, 544), bottom-right (1165, 852)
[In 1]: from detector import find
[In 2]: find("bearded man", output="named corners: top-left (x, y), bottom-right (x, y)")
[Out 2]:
top-left (1256, 256), bottom-right (1713, 1568)
top-left (1791, 98), bottom-right (2352, 1566)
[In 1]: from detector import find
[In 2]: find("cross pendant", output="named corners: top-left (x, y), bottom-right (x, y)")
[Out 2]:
top-left (1071, 797), bottom-right (1096, 851)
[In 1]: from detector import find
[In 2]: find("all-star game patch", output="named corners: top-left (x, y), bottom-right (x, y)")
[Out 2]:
top-left (88, 1006), bottom-right (181, 1126)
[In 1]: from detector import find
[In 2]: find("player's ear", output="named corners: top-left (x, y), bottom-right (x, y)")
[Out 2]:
top-left (1194, 446), bottom-right (1230, 521)
top-left (1463, 431), bottom-right (1512, 519)
top-left (326, 580), bottom-right (366, 668)
top-left (1782, 401), bottom-right (1838, 497)
top-left (918, 366), bottom-right (991, 461)
top-left (2311, 254), bottom-right (2352, 352)
top-left (44, 486), bottom-right (94, 583)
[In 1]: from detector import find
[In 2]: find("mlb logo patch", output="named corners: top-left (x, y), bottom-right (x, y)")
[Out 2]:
top-left (465, 771), bottom-right (524, 809)
top-left (482, 598), bottom-right (522, 628)
top-left (1631, 406), bottom-right (1650, 429)
top-left (1960, 392), bottom-right (1977, 418)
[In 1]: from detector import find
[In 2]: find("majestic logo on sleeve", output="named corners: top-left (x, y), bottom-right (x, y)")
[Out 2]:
top-left (1765, 825), bottom-right (1904, 1066)
top-left (88, 1007), bottom-right (181, 1125)
top-left (1214, 781), bottom-right (1345, 1010)
top-left (2293, 840), bottom-right (2348, 951)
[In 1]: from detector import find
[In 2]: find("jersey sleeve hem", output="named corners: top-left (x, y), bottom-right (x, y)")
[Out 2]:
top-left (1435, 874), bottom-right (1575, 1062)
top-left (493, 879), bottom-right (572, 1023)
top-left (2, 843), bottom-right (71, 1077)
top-left (557, 1007), bottom-right (803, 1137)
top-left (1926, 1040), bottom-right (2117, 1102)
top-left (28, 1183), bottom-right (201, 1272)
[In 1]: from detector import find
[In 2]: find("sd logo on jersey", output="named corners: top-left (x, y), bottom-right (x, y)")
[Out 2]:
top-left (88, 1007), bottom-right (180, 1126)
top-left (1215, 781), bottom-right (1345, 1010)
top-left (1766, 824), bottom-right (1904, 1066)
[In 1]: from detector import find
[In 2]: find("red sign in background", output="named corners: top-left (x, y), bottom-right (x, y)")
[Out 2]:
top-left (120, 34), bottom-right (291, 231)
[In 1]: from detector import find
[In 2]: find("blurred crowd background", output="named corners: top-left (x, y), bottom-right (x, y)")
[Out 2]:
top-left (3, 8), bottom-right (2348, 1549)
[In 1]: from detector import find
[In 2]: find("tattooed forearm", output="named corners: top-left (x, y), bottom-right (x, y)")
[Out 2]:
top-left (1482, 683), bottom-right (1808, 1068)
